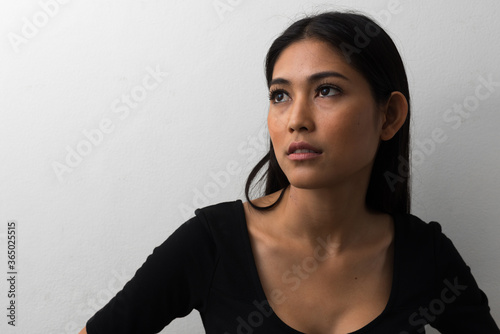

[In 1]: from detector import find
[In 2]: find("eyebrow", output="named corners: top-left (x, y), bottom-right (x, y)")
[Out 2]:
top-left (269, 71), bottom-right (349, 88)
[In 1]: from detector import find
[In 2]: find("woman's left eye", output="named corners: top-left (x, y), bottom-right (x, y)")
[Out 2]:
top-left (317, 86), bottom-right (340, 97)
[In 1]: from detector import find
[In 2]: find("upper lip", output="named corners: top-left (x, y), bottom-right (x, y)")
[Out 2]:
top-left (287, 141), bottom-right (322, 154)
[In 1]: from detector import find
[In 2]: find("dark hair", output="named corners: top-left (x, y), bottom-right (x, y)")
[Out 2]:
top-left (245, 11), bottom-right (411, 214)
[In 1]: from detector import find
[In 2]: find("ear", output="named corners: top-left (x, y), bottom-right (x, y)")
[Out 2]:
top-left (380, 91), bottom-right (408, 141)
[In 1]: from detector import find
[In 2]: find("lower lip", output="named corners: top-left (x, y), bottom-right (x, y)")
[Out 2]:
top-left (288, 152), bottom-right (322, 161)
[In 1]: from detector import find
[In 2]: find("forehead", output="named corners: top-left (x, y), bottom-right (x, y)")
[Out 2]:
top-left (272, 39), bottom-right (354, 81)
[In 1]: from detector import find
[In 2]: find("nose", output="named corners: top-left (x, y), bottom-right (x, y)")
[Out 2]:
top-left (288, 94), bottom-right (315, 133)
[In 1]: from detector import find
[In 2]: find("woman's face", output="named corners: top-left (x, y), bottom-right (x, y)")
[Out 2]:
top-left (267, 39), bottom-right (385, 190)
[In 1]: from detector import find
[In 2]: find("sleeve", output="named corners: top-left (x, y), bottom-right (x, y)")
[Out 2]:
top-left (428, 221), bottom-right (500, 333)
top-left (85, 215), bottom-right (218, 334)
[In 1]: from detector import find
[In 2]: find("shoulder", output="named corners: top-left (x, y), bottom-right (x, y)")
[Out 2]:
top-left (394, 212), bottom-right (464, 258)
top-left (148, 200), bottom-right (242, 260)
top-left (391, 213), bottom-right (464, 285)
top-left (192, 200), bottom-right (243, 232)
top-left (394, 212), bottom-right (467, 264)
top-left (186, 199), bottom-right (246, 248)
top-left (393, 212), bottom-right (447, 251)
top-left (393, 212), bottom-right (475, 287)
top-left (394, 212), bottom-right (442, 235)
top-left (193, 199), bottom-right (243, 224)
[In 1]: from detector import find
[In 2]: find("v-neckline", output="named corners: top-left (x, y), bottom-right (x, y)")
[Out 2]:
top-left (235, 199), bottom-right (400, 334)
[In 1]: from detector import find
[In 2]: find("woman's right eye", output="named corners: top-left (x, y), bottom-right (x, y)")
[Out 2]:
top-left (269, 90), bottom-right (291, 104)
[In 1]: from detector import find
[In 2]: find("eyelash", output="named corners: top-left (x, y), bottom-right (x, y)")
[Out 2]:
top-left (268, 82), bottom-right (343, 103)
top-left (268, 88), bottom-right (287, 102)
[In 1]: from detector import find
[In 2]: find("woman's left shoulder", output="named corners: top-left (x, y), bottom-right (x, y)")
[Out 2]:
top-left (394, 212), bottom-right (477, 280)
top-left (393, 212), bottom-right (448, 248)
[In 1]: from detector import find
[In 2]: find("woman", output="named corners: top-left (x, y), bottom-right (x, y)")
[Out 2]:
top-left (80, 11), bottom-right (499, 334)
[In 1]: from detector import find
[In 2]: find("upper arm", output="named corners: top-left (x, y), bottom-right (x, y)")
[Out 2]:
top-left (84, 216), bottom-right (218, 334)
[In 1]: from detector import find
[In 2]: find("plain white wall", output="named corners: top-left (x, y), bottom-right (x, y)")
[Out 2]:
top-left (0, 0), bottom-right (499, 333)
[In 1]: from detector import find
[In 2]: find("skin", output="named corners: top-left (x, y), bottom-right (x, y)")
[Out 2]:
top-left (243, 38), bottom-right (408, 333)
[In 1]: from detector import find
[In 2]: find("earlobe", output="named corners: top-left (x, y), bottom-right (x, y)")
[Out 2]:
top-left (380, 91), bottom-right (408, 141)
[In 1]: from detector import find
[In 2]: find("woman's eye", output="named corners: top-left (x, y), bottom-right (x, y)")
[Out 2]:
top-left (270, 91), bottom-right (291, 103)
top-left (318, 86), bottom-right (340, 97)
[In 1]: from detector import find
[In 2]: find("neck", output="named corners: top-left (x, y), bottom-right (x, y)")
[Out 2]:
top-left (273, 180), bottom-right (378, 250)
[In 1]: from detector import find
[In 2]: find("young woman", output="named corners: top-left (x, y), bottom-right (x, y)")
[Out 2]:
top-left (80, 11), bottom-right (499, 334)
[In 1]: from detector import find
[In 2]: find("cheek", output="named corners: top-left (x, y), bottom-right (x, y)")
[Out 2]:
top-left (321, 111), bottom-right (379, 154)
top-left (267, 113), bottom-right (289, 170)
top-left (350, 114), bottom-right (381, 159)
top-left (267, 113), bottom-right (282, 146)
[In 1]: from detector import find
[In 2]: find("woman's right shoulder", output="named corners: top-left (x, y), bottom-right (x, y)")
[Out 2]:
top-left (192, 199), bottom-right (243, 229)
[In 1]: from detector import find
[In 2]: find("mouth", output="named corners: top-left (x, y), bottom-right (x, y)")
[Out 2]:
top-left (287, 141), bottom-right (322, 155)
top-left (287, 141), bottom-right (322, 161)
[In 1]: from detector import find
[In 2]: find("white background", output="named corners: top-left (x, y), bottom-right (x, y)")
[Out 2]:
top-left (0, 0), bottom-right (499, 333)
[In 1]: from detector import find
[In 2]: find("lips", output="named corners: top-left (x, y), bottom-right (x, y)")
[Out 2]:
top-left (287, 141), bottom-right (322, 155)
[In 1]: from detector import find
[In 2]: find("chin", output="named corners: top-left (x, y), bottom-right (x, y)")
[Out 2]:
top-left (287, 177), bottom-right (326, 190)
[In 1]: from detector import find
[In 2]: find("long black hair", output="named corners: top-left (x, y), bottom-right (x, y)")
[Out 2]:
top-left (245, 11), bottom-right (411, 214)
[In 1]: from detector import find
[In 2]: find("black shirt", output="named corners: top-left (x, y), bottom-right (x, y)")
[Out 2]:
top-left (85, 200), bottom-right (499, 333)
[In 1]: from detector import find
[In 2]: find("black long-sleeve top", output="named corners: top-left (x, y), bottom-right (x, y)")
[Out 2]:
top-left (85, 200), bottom-right (499, 333)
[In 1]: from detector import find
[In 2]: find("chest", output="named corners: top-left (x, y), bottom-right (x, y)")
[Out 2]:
top-left (248, 228), bottom-right (394, 334)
